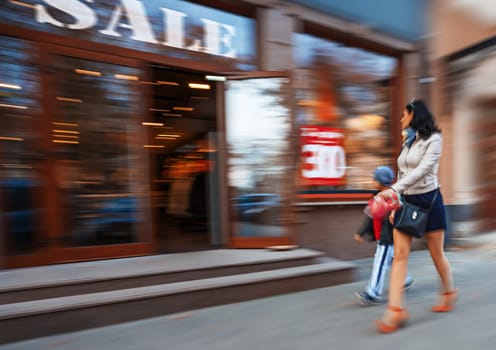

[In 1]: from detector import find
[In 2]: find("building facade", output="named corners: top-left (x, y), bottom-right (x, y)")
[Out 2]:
top-left (428, 0), bottom-right (496, 236)
top-left (0, 0), bottom-right (426, 267)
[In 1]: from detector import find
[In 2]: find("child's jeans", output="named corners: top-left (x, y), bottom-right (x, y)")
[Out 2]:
top-left (366, 242), bottom-right (413, 299)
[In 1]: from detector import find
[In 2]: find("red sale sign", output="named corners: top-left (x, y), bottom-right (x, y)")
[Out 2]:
top-left (300, 126), bottom-right (346, 186)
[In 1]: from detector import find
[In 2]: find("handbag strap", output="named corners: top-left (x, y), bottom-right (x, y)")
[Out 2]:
top-left (427, 190), bottom-right (439, 211)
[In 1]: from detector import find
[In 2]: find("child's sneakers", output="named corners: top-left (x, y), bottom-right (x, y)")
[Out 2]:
top-left (355, 291), bottom-right (381, 306)
top-left (356, 278), bottom-right (415, 306)
top-left (403, 277), bottom-right (416, 292)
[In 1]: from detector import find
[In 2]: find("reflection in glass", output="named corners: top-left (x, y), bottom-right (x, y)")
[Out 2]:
top-left (294, 33), bottom-right (397, 191)
top-left (226, 78), bottom-right (291, 237)
top-left (0, 36), bottom-right (42, 255)
top-left (51, 56), bottom-right (141, 246)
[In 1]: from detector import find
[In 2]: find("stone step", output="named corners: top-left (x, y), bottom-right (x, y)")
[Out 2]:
top-left (0, 249), bottom-right (324, 304)
top-left (0, 258), bottom-right (355, 344)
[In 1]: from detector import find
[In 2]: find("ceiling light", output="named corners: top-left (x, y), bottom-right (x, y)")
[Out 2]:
top-left (142, 122), bottom-right (164, 127)
top-left (0, 136), bottom-right (24, 141)
top-left (205, 75), bottom-right (226, 81)
top-left (53, 134), bottom-right (78, 139)
top-left (57, 97), bottom-right (82, 103)
top-left (0, 83), bottom-right (22, 90)
top-left (52, 140), bottom-right (79, 144)
top-left (162, 113), bottom-right (182, 117)
top-left (157, 134), bottom-right (180, 138)
top-left (52, 129), bottom-right (80, 134)
top-left (75, 69), bottom-right (102, 77)
top-left (173, 106), bottom-right (194, 111)
top-left (115, 74), bottom-right (139, 81)
top-left (149, 108), bottom-right (170, 112)
top-left (52, 122), bottom-right (79, 127)
top-left (188, 83), bottom-right (210, 90)
top-left (144, 145), bottom-right (165, 148)
top-left (0, 103), bottom-right (28, 110)
top-left (157, 81), bottom-right (179, 86)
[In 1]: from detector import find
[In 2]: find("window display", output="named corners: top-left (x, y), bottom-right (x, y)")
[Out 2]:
top-left (294, 33), bottom-right (397, 191)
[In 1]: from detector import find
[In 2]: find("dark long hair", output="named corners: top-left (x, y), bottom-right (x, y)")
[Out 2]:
top-left (406, 99), bottom-right (441, 140)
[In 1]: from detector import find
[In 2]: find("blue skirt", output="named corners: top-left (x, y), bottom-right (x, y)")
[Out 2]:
top-left (401, 188), bottom-right (447, 233)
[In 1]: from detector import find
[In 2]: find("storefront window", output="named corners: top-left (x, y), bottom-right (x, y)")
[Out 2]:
top-left (0, 35), bottom-right (43, 255)
top-left (50, 55), bottom-right (142, 246)
top-left (294, 33), bottom-right (397, 191)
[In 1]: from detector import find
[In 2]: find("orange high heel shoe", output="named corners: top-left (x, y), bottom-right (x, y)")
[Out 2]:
top-left (431, 289), bottom-right (458, 312)
top-left (376, 305), bottom-right (410, 334)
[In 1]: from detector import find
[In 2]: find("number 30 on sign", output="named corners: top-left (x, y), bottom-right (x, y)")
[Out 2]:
top-left (300, 126), bottom-right (346, 186)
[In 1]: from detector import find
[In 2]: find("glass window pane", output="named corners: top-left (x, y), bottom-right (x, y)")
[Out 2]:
top-left (294, 33), bottom-right (397, 191)
top-left (51, 55), bottom-right (142, 246)
top-left (0, 35), bottom-right (43, 255)
top-left (226, 77), bottom-right (292, 237)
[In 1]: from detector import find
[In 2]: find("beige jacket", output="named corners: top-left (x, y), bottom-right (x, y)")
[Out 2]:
top-left (391, 132), bottom-right (441, 195)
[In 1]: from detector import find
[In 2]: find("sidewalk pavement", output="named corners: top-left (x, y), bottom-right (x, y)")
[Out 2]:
top-left (2, 232), bottom-right (496, 350)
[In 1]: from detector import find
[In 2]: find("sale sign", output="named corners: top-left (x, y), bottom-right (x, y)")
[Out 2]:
top-left (300, 126), bottom-right (346, 186)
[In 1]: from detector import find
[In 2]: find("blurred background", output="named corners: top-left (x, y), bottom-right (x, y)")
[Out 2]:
top-left (0, 0), bottom-right (494, 265)
top-left (0, 0), bottom-right (495, 345)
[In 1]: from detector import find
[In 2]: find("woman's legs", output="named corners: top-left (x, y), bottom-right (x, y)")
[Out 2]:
top-left (378, 228), bottom-right (456, 331)
top-left (425, 229), bottom-right (455, 293)
top-left (377, 229), bottom-right (412, 331)
top-left (387, 229), bottom-right (413, 308)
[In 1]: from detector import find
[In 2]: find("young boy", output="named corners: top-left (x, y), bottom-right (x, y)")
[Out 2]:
top-left (354, 165), bottom-right (415, 305)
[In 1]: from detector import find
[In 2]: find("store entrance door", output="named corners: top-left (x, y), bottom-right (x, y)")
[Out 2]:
top-left (147, 70), bottom-right (297, 251)
top-left (147, 66), bottom-right (221, 253)
top-left (224, 74), bottom-right (297, 248)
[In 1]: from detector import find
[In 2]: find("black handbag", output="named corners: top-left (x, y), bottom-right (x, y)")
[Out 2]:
top-left (393, 191), bottom-right (438, 238)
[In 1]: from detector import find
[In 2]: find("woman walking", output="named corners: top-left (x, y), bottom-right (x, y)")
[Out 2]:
top-left (375, 99), bottom-right (457, 333)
